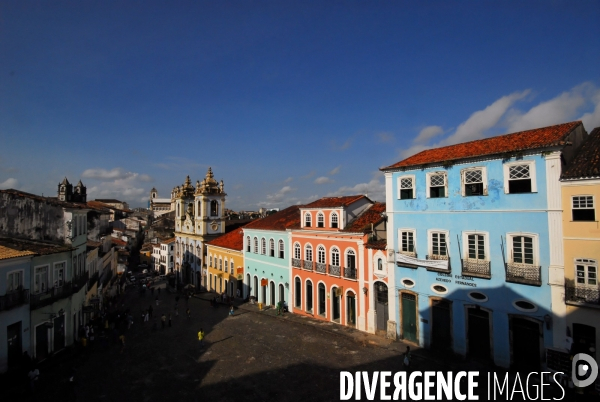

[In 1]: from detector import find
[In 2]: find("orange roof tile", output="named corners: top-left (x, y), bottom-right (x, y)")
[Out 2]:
top-left (302, 195), bottom-right (368, 209)
top-left (343, 202), bottom-right (386, 233)
top-left (365, 239), bottom-right (387, 250)
top-left (382, 121), bottom-right (583, 170)
top-left (0, 244), bottom-right (36, 260)
top-left (161, 238), bottom-right (176, 244)
top-left (243, 205), bottom-right (303, 231)
top-left (207, 227), bottom-right (245, 251)
top-left (111, 238), bottom-right (127, 246)
top-left (562, 127), bottom-right (600, 179)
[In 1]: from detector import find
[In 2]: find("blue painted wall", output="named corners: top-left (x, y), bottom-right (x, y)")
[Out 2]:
top-left (243, 228), bottom-right (290, 304)
top-left (388, 155), bottom-right (554, 368)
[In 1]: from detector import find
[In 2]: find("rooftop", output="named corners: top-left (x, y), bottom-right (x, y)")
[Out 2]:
top-left (382, 121), bottom-right (583, 170)
top-left (207, 226), bottom-right (245, 251)
top-left (0, 189), bottom-right (89, 209)
top-left (562, 127), bottom-right (600, 180)
top-left (302, 195), bottom-right (368, 209)
top-left (243, 205), bottom-right (303, 231)
top-left (0, 244), bottom-right (36, 261)
top-left (343, 202), bottom-right (386, 233)
top-left (0, 237), bottom-right (74, 256)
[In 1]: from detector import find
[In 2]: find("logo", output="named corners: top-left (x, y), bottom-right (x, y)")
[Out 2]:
top-left (572, 353), bottom-right (598, 388)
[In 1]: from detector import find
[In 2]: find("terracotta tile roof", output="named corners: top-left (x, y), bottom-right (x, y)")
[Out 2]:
top-left (161, 238), bottom-right (176, 244)
top-left (0, 237), bottom-right (74, 256)
top-left (111, 238), bottom-right (127, 247)
top-left (86, 240), bottom-right (102, 248)
top-left (302, 195), bottom-right (368, 209)
top-left (0, 244), bottom-right (36, 260)
top-left (382, 121), bottom-right (583, 170)
top-left (207, 226), bottom-right (246, 251)
top-left (343, 203), bottom-right (386, 233)
top-left (243, 205), bottom-right (303, 231)
top-left (562, 127), bottom-right (600, 180)
top-left (88, 200), bottom-right (131, 213)
top-left (0, 189), bottom-right (89, 209)
top-left (365, 239), bottom-right (387, 250)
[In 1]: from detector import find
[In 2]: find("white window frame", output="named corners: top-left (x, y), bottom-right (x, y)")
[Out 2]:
top-left (209, 255), bottom-right (213, 267)
top-left (219, 258), bottom-right (222, 270)
top-left (427, 229), bottom-right (450, 259)
top-left (253, 237), bottom-right (258, 254)
top-left (346, 248), bottom-right (356, 269)
top-left (462, 231), bottom-right (490, 262)
top-left (305, 244), bottom-right (313, 262)
top-left (269, 238), bottom-right (275, 257)
top-left (398, 174), bottom-right (416, 200)
top-left (572, 195), bottom-right (596, 221)
top-left (6, 270), bottom-right (23, 292)
top-left (278, 240), bottom-right (285, 259)
top-left (574, 258), bottom-right (597, 288)
top-left (331, 247), bottom-right (340, 267)
top-left (461, 167), bottom-right (488, 197)
top-left (317, 212), bottom-right (325, 228)
top-left (398, 228), bottom-right (417, 256)
top-left (34, 265), bottom-right (49, 294)
top-left (426, 171), bottom-right (448, 199)
top-left (261, 238), bottom-right (266, 255)
top-left (305, 212), bottom-right (312, 228)
top-left (53, 261), bottom-right (66, 287)
top-left (317, 245), bottom-right (326, 264)
top-left (330, 212), bottom-right (339, 229)
top-left (503, 160), bottom-right (537, 193)
top-left (246, 236), bottom-right (251, 252)
top-left (294, 243), bottom-right (301, 260)
top-left (506, 232), bottom-right (539, 266)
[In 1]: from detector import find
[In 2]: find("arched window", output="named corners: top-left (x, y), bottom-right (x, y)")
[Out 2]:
top-left (318, 246), bottom-right (326, 264)
top-left (219, 258), bottom-right (222, 270)
top-left (278, 240), bottom-right (285, 259)
top-left (331, 212), bottom-right (339, 228)
top-left (318, 283), bottom-right (326, 315)
top-left (317, 212), bottom-right (324, 228)
top-left (246, 236), bottom-right (251, 252)
top-left (225, 260), bottom-right (228, 272)
top-left (294, 243), bottom-right (301, 259)
top-left (269, 239), bottom-right (275, 257)
top-left (377, 258), bottom-right (383, 271)
top-left (254, 237), bottom-right (258, 254)
top-left (261, 238), bottom-right (266, 255)
top-left (295, 277), bottom-right (301, 307)
top-left (331, 247), bottom-right (340, 267)
top-left (346, 249), bottom-right (356, 269)
top-left (305, 244), bottom-right (313, 261)
top-left (198, 201), bottom-right (201, 216)
top-left (230, 260), bottom-right (234, 274)
top-left (211, 200), bottom-right (218, 216)
top-left (306, 280), bottom-right (313, 312)
top-left (305, 213), bottom-right (312, 227)
top-left (177, 203), bottom-right (180, 217)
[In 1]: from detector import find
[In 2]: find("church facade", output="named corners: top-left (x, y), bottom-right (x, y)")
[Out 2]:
top-left (173, 168), bottom-right (226, 288)
top-left (149, 187), bottom-right (174, 216)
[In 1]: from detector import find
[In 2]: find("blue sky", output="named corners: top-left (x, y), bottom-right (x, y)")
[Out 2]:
top-left (1, 1), bottom-right (599, 209)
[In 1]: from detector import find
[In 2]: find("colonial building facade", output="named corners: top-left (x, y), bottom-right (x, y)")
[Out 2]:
top-left (207, 227), bottom-right (245, 297)
top-left (380, 121), bottom-right (588, 369)
top-left (174, 168), bottom-right (226, 288)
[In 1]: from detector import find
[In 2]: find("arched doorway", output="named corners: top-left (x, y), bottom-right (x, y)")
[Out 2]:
top-left (270, 281), bottom-right (276, 306)
top-left (246, 274), bottom-right (251, 299)
top-left (346, 290), bottom-right (356, 327)
top-left (279, 283), bottom-right (284, 303)
top-left (466, 306), bottom-right (492, 361)
top-left (253, 276), bottom-right (258, 299)
top-left (230, 281), bottom-right (234, 297)
top-left (261, 280), bottom-right (267, 304)
top-left (331, 286), bottom-right (340, 323)
top-left (375, 282), bottom-right (389, 332)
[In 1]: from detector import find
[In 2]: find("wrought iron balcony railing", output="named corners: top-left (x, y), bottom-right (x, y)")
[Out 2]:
top-left (506, 263), bottom-right (541, 286)
top-left (30, 283), bottom-right (73, 309)
top-left (565, 285), bottom-right (600, 306)
top-left (292, 258), bottom-right (301, 268)
top-left (461, 259), bottom-right (491, 279)
top-left (344, 267), bottom-right (357, 279)
top-left (302, 260), bottom-right (314, 271)
top-left (315, 262), bottom-right (327, 274)
top-left (329, 265), bottom-right (341, 277)
top-left (0, 289), bottom-right (29, 311)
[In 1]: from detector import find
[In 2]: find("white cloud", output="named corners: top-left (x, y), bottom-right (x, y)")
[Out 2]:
top-left (314, 177), bottom-right (333, 184)
top-left (326, 178), bottom-right (385, 202)
top-left (377, 132), bottom-right (395, 143)
top-left (82, 167), bottom-right (135, 180)
top-left (414, 126), bottom-right (444, 144)
top-left (256, 186), bottom-right (297, 208)
top-left (329, 166), bottom-right (341, 175)
top-left (284, 177), bottom-right (293, 183)
top-left (0, 178), bottom-right (19, 189)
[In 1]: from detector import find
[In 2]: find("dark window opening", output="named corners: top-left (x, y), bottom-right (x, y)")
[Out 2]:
top-left (430, 186), bottom-right (445, 198)
top-left (400, 189), bottom-right (413, 199)
top-left (573, 209), bottom-right (595, 221)
top-left (509, 179), bottom-right (532, 193)
top-left (465, 183), bottom-right (483, 196)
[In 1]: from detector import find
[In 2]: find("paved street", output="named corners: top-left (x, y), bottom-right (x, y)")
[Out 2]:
top-left (4, 285), bottom-right (574, 402)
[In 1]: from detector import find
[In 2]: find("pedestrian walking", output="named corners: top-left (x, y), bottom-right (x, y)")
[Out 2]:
top-left (161, 314), bottom-right (166, 329)
top-left (198, 328), bottom-right (205, 346)
top-left (28, 366), bottom-right (39, 394)
top-left (144, 311), bottom-right (149, 322)
top-left (169, 314), bottom-right (172, 327)
top-left (186, 308), bottom-right (191, 319)
top-left (403, 346), bottom-right (411, 371)
top-left (229, 305), bottom-right (234, 316)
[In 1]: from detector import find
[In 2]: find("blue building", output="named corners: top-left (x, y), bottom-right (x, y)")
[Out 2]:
top-left (242, 206), bottom-right (302, 306)
top-left (380, 121), bottom-right (588, 369)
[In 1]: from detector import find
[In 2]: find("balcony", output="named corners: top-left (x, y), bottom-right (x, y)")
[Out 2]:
top-left (302, 260), bottom-right (314, 271)
top-left (292, 258), bottom-right (301, 268)
top-left (0, 289), bottom-right (29, 311)
top-left (30, 283), bottom-right (73, 309)
top-left (506, 262), bottom-right (541, 286)
top-left (344, 267), bottom-right (357, 279)
top-left (88, 272), bottom-right (99, 289)
top-left (461, 259), bottom-right (491, 279)
top-left (315, 262), bottom-right (327, 274)
top-left (565, 285), bottom-right (600, 306)
top-left (425, 254), bottom-right (451, 273)
top-left (330, 265), bottom-right (341, 277)
top-left (72, 271), bottom-right (90, 293)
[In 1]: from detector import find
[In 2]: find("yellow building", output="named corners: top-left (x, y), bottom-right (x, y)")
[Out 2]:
top-left (206, 227), bottom-right (245, 297)
top-left (139, 243), bottom-right (153, 266)
top-left (561, 127), bottom-right (600, 361)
